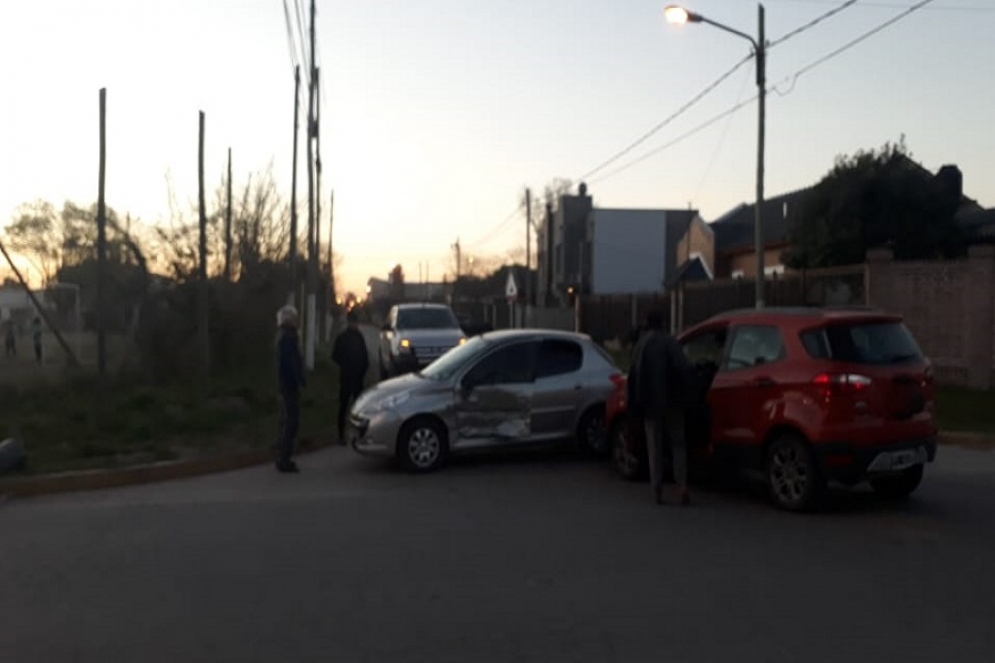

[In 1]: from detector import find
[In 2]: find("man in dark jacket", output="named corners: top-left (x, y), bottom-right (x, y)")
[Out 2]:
top-left (332, 310), bottom-right (370, 444)
top-left (628, 309), bottom-right (695, 505)
top-left (276, 305), bottom-right (306, 473)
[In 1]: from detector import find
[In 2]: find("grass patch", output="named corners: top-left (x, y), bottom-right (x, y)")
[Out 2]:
top-left (935, 387), bottom-right (995, 434)
top-left (1, 350), bottom-right (342, 475)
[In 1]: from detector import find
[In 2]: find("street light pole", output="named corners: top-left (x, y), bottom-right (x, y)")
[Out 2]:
top-left (666, 3), bottom-right (766, 308)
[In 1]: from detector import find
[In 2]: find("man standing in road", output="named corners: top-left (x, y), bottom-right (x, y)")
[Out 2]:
top-left (275, 305), bottom-right (306, 473)
top-left (628, 309), bottom-right (695, 506)
top-left (333, 310), bottom-right (369, 445)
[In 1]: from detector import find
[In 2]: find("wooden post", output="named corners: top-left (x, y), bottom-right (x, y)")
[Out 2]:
top-left (198, 111), bottom-right (210, 390)
top-left (304, 0), bottom-right (317, 370)
top-left (289, 65), bottom-right (300, 306)
top-left (224, 147), bottom-right (233, 281)
top-left (97, 87), bottom-right (108, 379)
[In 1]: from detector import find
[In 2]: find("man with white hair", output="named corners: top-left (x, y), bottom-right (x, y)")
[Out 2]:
top-left (275, 304), bottom-right (306, 473)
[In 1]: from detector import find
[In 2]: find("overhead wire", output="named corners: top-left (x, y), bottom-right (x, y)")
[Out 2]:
top-left (768, 0), bottom-right (860, 48)
top-left (574, 54), bottom-right (754, 183)
top-left (464, 205), bottom-right (523, 250)
top-left (589, 0), bottom-right (938, 186)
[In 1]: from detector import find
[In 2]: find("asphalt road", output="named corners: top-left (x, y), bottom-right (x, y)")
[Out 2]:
top-left (2, 443), bottom-right (994, 663)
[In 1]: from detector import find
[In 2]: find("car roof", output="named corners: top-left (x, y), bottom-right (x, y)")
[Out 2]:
top-left (478, 328), bottom-right (592, 344)
top-left (704, 306), bottom-right (901, 324)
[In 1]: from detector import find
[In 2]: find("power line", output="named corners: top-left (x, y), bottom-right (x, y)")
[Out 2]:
top-left (281, 0), bottom-right (300, 73)
top-left (590, 0), bottom-right (937, 186)
top-left (769, 0), bottom-right (991, 10)
top-left (464, 205), bottom-right (522, 249)
top-left (782, 0), bottom-right (937, 83)
top-left (574, 54), bottom-right (754, 183)
top-left (769, 0), bottom-right (860, 48)
top-left (591, 96), bottom-right (757, 186)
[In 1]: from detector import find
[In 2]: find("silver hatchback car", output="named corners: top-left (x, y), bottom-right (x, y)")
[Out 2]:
top-left (349, 329), bottom-right (623, 472)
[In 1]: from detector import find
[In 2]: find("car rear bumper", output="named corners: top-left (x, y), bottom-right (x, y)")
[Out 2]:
top-left (813, 437), bottom-right (937, 484)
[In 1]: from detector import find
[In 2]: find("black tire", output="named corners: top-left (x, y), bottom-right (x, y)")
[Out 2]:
top-left (577, 405), bottom-right (610, 458)
top-left (870, 464), bottom-right (924, 499)
top-left (612, 417), bottom-right (647, 481)
top-left (765, 434), bottom-right (825, 512)
top-left (397, 417), bottom-right (448, 473)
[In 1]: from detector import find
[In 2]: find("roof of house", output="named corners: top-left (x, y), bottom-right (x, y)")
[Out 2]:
top-left (664, 255), bottom-right (712, 290)
top-left (710, 189), bottom-right (810, 252)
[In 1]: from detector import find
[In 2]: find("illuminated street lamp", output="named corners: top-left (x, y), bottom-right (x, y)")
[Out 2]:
top-left (666, 3), bottom-right (767, 308)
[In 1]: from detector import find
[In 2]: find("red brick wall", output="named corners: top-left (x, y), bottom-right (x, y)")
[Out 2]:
top-left (867, 246), bottom-right (995, 388)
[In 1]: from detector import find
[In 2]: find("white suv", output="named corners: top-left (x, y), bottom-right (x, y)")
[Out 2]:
top-left (379, 303), bottom-right (466, 378)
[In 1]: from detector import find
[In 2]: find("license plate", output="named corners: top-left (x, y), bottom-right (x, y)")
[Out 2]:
top-left (890, 446), bottom-right (925, 471)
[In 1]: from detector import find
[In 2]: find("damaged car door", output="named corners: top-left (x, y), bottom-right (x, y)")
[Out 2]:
top-left (454, 340), bottom-right (537, 446)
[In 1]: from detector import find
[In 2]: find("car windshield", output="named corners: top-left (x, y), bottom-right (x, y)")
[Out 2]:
top-left (419, 335), bottom-right (491, 381)
top-left (822, 320), bottom-right (924, 365)
top-left (396, 307), bottom-right (459, 330)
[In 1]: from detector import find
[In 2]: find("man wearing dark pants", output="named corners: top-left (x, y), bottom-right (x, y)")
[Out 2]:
top-left (333, 310), bottom-right (369, 444)
top-left (628, 309), bottom-right (695, 505)
top-left (275, 305), bottom-right (305, 473)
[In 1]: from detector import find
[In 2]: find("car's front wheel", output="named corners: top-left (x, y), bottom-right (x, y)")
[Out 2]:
top-left (577, 406), bottom-right (610, 458)
top-left (870, 464), bottom-right (924, 499)
top-left (397, 417), bottom-right (448, 473)
top-left (766, 434), bottom-right (825, 511)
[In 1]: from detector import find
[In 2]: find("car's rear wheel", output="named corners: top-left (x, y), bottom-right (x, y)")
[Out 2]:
top-left (577, 406), bottom-right (610, 458)
top-left (870, 464), bottom-right (924, 499)
top-left (766, 434), bottom-right (825, 512)
top-left (397, 417), bottom-right (448, 473)
top-left (612, 417), bottom-right (647, 481)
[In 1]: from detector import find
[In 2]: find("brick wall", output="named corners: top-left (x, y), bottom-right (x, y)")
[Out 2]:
top-left (867, 246), bottom-right (995, 388)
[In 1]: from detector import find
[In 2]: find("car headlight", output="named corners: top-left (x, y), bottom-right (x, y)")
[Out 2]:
top-left (367, 391), bottom-right (410, 413)
top-left (458, 336), bottom-right (467, 345)
top-left (398, 338), bottom-right (413, 353)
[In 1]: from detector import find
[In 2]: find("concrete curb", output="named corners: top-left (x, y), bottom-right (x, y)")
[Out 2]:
top-left (938, 431), bottom-right (995, 450)
top-left (0, 439), bottom-right (334, 499)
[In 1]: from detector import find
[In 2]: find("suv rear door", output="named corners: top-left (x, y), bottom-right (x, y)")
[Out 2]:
top-left (802, 317), bottom-right (935, 443)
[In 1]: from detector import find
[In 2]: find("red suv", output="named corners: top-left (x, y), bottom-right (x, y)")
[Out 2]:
top-left (606, 307), bottom-right (938, 511)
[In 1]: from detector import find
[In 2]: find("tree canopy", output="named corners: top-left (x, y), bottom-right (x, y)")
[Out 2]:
top-left (785, 139), bottom-right (964, 269)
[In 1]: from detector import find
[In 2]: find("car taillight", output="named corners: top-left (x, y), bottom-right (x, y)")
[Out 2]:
top-left (609, 374), bottom-right (626, 389)
top-left (812, 373), bottom-right (872, 394)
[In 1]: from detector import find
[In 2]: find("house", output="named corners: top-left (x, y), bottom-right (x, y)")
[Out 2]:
top-left (708, 189), bottom-right (807, 279)
top-left (535, 182), bottom-right (702, 303)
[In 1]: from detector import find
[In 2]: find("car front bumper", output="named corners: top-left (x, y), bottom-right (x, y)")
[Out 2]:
top-left (814, 437), bottom-right (938, 484)
top-left (349, 410), bottom-right (405, 458)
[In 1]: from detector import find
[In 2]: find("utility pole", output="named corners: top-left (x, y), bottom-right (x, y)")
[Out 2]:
top-left (525, 188), bottom-right (532, 327)
top-left (755, 3), bottom-right (767, 309)
top-left (327, 189), bottom-right (334, 299)
top-left (289, 65), bottom-right (300, 307)
top-left (96, 87), bottom-right (108, 380)
top-left (224, 147), bottom-right (233, 281)
top-left (198, 111), bottom-right (211, 391)
top-left (314, 68), bottom-right (324, 344)
top-left (304, 0), bottom-right (317, 370)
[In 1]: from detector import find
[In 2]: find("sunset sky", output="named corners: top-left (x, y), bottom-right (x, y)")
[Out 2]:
top-left (1, 0), bottom-right (992, 295)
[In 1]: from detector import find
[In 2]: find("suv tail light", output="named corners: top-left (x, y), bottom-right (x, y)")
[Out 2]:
top-left (812, 372), bottom-right (872, 396)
